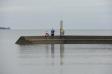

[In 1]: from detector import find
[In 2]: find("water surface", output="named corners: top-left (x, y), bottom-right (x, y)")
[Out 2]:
top-left (1, 30), bottom-right (112, 74)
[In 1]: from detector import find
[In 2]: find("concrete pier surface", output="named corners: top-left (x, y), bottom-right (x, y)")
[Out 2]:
top-left (16, 35), bottom-right (112, 44)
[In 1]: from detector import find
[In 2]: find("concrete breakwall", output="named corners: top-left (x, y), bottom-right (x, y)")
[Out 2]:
top-left (16, 35), bottom-right (112, 44)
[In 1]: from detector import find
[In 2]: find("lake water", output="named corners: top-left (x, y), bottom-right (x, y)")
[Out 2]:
top-left (1, 29), bottom-right (112, 74)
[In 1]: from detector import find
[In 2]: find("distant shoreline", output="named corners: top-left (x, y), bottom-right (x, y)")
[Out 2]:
top-left (0, 27), bottom-right (10, 30)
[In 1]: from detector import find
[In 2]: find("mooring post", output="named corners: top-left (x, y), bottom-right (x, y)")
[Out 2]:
top-left (60, 20), bottom-right (65, 43)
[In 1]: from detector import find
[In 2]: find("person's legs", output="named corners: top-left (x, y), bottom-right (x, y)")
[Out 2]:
top-left (51, 34), bottom-right (54, 36)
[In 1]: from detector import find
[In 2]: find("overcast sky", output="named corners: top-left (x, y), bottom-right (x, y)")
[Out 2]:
top-left (0, 0), bottom-right (112, 29)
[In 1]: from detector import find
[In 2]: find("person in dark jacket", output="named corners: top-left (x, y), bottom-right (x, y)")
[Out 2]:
top-left (51, 28), bottom-right (55, 36)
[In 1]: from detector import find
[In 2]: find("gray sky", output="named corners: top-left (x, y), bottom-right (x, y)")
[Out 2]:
top-left (0, 0), bottom-right (112, 29)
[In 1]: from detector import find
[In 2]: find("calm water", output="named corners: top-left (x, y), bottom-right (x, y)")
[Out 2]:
top-left (1, 30), bottom-right (112, 74)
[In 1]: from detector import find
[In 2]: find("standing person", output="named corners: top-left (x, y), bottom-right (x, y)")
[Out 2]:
top-left (51, 28), bottom-right (55, 36)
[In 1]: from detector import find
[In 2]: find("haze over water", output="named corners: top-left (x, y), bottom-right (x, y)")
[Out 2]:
top-left (1, 30), bottom-right (112, 74)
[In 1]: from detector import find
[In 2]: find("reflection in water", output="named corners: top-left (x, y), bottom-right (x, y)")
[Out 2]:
top-left (45, 44), bottom-right (49, 58)
top-left (50, 44), bottom-right (65, 65)
top-left (60, 44), bottom-right (64, 65)
top-left (51, 44), bottom-right (55, 65)
top-left (17, 44), bottom-right (112, 74)
top-left (51, 44), bottom-right (55, 58)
